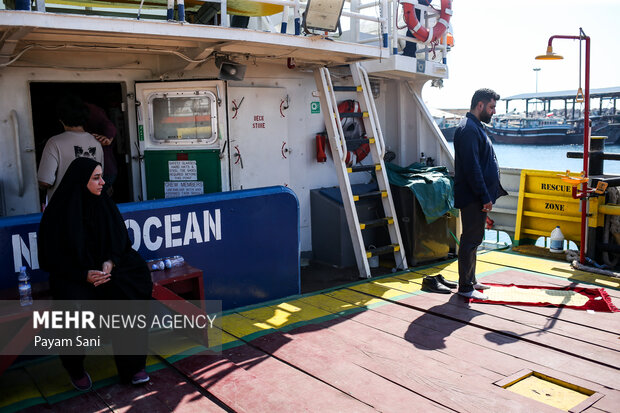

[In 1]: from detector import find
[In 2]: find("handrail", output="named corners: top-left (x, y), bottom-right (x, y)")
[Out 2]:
top-left (10, 110), bottom-right (25, 197)
top-left (26, 0), bottom-right (450, 62)
top-left (237, 0), bottom-right (387, 25)
top-left (317, 68), bottom-right (349, 160)
top-left (359, 65), bottom-right (385, 158)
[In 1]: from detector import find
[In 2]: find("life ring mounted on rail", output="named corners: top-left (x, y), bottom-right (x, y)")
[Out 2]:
top-left (402, 0), bottom-right (453, 44)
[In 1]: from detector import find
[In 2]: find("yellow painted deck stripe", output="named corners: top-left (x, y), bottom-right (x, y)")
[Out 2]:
top-left (235, 299), bottom-right (333, 331)
top-left (221, 312), bottom-right (274, 338)
top-left (0, 368), bottom-right (42, 408)
top-left (370, 275), bottom-right (424, 294)
top-left (349, 282), bottom-right (409, 300)
top-left (479, 251), bottom-right (620, 289)
top-left (325, 288), bottom-right (386, 308)
top-left (298, 294), bottom-right (362, 314)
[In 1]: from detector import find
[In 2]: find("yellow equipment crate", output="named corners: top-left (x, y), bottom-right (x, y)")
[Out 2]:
top-left (514, 170), bottom-right (600, 246)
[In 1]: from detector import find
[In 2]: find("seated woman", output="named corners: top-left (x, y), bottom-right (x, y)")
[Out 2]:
top-left (38, 157), bottom-right (153, 390)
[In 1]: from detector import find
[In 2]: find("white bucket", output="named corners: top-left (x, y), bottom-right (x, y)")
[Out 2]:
top-left (369, 255), bottom-right (379, 268)
top-left (368, 245), bottom-right (379, 268)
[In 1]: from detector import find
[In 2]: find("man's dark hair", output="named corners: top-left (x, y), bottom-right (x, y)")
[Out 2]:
top-left (57, 94), bottom-right (89, 127)
top-left (470, 88), bottom-right (500, 110)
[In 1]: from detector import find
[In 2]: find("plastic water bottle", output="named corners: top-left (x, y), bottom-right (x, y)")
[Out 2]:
top-left (147, 259), bottom-right (165, 271)
top-left (18, 266), bottom-right (33, 306)
top-left (164, 255), bottom-right (185, 269)
top-left (550, 226), bottom-right (565, 253)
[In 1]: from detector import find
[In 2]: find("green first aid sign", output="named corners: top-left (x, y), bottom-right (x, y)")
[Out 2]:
top-left (311, 101), bottom-right (320, 114)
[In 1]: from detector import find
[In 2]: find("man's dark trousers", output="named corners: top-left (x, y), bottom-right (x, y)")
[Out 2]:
top-left (458, 202), bottom-right (487, 292)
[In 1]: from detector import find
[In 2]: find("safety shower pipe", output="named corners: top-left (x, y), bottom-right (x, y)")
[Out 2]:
top-left (547, 32), bottom-right (590, 264)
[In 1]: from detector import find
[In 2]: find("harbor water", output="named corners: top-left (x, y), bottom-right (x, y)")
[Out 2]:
top-left (448, 142), bottom-right (620, 175)
top-left (446, 142), bottom-right (620, 250)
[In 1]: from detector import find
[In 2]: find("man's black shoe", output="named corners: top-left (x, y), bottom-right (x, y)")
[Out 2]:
top-left (421, 276), bottom-right (451, 294)
top-left (435, 274), bottom-right (457, 289)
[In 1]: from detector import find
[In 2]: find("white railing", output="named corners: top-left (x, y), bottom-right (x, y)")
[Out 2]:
top-left (27, 0), bottom-right (451, 61)
top-left (211, 0), bottom-right (450, 60)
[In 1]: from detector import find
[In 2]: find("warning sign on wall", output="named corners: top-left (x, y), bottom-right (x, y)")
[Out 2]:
top-left (164, 181), bottom-right (204, 198)
top-left (168, 160), bottom-right (198, 181)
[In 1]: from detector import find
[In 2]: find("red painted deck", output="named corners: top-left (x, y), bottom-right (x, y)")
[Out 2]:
top-left (2, 251), bottom-right (619, 412)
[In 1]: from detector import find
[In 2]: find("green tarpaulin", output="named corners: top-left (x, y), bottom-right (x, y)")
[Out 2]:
top-left (385, 162), bottom-right (458, 223)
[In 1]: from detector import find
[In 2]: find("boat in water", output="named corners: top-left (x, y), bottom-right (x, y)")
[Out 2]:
top-left (486, 115), bottom-right (573, 145)
top-left (499, 88), bottom-right (620, 145)
top-left (567, 114), bottom-right (620, 144)
top-left (431, 108), bottom-right (462, 142)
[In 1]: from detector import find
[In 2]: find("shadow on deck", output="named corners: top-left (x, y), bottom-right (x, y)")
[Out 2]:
top-left (2, 250), bottom-right (619, 412)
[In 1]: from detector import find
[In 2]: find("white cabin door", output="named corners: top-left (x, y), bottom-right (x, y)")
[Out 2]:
top-left (228, 87), bottom-right (290, 190)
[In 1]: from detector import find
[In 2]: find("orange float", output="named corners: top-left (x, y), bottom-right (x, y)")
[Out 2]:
top-left (403, 0), bottom-right (452, 43)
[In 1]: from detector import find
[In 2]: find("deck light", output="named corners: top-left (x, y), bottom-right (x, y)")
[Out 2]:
top-left (535, 46), bottom-right (564, 60)
top-left (535, 29), bottom-right (590, 265)
top-left (302, 0), bottom-right (346, 33)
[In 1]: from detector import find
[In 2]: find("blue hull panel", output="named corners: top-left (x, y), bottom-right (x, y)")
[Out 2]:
top-left (0, 186), bottom-right (300, 310)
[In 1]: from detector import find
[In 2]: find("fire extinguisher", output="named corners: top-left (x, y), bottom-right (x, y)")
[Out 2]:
top-left (316, 133), bottom-right (327, 163)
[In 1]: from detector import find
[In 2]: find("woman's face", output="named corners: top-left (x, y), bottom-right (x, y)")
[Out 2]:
top-left (87, 165), bottom-right (105, 196)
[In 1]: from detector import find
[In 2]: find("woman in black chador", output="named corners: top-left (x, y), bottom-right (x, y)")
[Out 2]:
top-left (38, 157), bottom-right (152, 390)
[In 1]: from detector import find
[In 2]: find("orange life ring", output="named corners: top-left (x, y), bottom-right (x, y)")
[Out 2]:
top-left (403, 0), bottom-right (453, 44)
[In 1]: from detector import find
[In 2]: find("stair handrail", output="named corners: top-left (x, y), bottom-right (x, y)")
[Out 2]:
top-left (317, 67), bottom-right (349, 161)
top-left (358, 64), bottom-right (386, 158)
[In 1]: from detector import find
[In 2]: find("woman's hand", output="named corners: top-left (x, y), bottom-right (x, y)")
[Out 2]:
top-left (102, 260), bottom-right (114, 275)
top-left (87, 270), bottom-right (110, 287)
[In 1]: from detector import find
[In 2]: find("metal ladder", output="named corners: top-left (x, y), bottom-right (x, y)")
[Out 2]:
top-left (314, 62), bottom-right (408, 278)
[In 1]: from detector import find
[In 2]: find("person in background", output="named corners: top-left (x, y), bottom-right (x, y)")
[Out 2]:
top-left (453, 88), bottom-right (507, 300)
top-left (402, 0), bottom-right (432, 57)
top-left (84, 102), bottom-right (118, 197)
top-left (37, 157), bottom-right (152, 390)
top-left (38, 95), bottom-right (103, 204)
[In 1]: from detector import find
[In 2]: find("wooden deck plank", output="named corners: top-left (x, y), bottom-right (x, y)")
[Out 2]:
top-left (382, 292), bottom-right (620, 388)
top-left (274, 304), bottom-right (563, 412)
top-left (248, 328), bottom-right (452, 412)
top-left (300, 293), bottom-right (502, 382)
top-left (173, 348), bottom-right (376, 412)
top-left (415, 260), bottom-right (504, 276)
top-left (93, 366), bottom-right (227, 413)
top-left (298, 290), bottom-right (620, 412)
top-left (478, 267), bottom-right (620, 304)
top-left (319, 281), bottom-right (620, 389)
top-left (389, 269), bottom-right (620, 351)
top-left (478, 251), bottom-right (620, 290)
top-left (316, 292), bottom-right (620, 411)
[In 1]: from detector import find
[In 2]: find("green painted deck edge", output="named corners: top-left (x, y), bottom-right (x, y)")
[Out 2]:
top-left (0, 397), bottom-right (45, 413)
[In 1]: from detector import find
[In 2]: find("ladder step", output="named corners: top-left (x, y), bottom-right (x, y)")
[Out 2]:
top-left (347, 164), bottom-right (381, 173)
top-left (353, 190), bottom-right (387, 201)
top-left (360, 217), bottom-right (394, 230)
top-left (333, 85), bottom-right (363, 92)
top-left (345, 137), bottom-right (374, 146)
top-left (366, 244), bottom-right (400, 258)
top-left (338, 112), bottom-right (368, 119)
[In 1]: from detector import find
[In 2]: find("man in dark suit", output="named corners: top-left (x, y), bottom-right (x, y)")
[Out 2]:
top-left (453, 89), bottom-right (507, 300)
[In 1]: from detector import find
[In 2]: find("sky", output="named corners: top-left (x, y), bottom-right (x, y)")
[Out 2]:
top-left (422, 0), bottom-right (620, 114)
